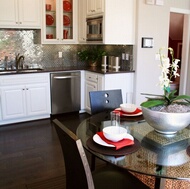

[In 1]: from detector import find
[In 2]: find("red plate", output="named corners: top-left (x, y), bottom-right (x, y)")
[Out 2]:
top-left (63, 15), bottom-right (70, 26)
top-left (46, 14), bottom-right (54, 25)
top-left (63, 1), bottom-right (72, 12)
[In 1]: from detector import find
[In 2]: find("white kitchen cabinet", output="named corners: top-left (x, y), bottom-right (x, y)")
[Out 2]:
top-left (85, 72), bottom-right (98, 111)
top-left (83, 0), bottom-right (136, 45)
top-left (84, 71), bottom-right (134, 113)
top-left (85, 71), bottom-right (134, 113)
top-left (86, 0), bottom-right (104, 17)
top-left (104, 0), bottom-right (136, 44)
top-left (0, 0), bottom-right (41, 29)
top-left (1, 85), bottom-right (26, 120)
top-left (103, 73), bottom-right (134, 103)
top-left (0, 73), bottom-right (51, 125)
top-left (42, 0), bottom-right (78, 44)
top-left (78, 0), bottom-right (87, 43)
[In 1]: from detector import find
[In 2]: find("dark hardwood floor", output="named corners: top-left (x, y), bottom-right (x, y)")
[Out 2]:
top-left (0, 112), bottom-right (91, 189)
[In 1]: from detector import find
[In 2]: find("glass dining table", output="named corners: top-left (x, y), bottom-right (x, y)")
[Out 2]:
top-left (76, 111), bottom-right (190, 189)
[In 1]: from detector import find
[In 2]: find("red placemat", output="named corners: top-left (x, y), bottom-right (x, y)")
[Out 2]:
top-left (86, 137), bottom-right (141, 156)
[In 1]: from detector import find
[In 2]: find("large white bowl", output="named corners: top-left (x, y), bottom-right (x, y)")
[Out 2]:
top-left (103, 126), bottom-right (127, 142)
top-left (120, 103), bottom-right (137, 113)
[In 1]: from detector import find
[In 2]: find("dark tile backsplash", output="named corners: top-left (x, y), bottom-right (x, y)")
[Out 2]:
top-left (0, 29), bottom-right (133, 69)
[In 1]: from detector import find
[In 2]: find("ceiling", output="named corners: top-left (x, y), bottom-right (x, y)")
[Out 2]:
top-left (169, 12), bottom-right (184, 40)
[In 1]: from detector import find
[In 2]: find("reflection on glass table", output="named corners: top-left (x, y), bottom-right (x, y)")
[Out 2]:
top-left (76, 111), bottom-right (190, 189)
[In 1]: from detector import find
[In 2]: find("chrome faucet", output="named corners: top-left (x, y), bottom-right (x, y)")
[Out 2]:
top-left (15, 53), bottom-right (24, 69)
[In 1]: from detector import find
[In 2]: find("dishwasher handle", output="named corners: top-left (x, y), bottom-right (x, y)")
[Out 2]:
top-left (53, 75), bottom-right (79, 79)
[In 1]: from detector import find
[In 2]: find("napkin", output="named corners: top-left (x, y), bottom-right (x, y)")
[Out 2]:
top-left (113, 108), bottom-right (142, 116)
top-left (97, 131), bottom-right (134, 150)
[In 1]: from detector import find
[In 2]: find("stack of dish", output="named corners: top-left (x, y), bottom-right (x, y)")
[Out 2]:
top-left (93, 126), bottom-right (134, 150)
top-left (113, 103), bottom-right (142, 117)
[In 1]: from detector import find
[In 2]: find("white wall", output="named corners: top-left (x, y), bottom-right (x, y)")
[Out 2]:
top-left (134, 0), bottom-right (190, 106)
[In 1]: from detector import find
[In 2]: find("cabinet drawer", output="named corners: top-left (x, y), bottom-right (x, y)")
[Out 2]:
top-left (0, 73), bottom-right (49, 86)
top-left (85, 73), bottom-right (98, 83)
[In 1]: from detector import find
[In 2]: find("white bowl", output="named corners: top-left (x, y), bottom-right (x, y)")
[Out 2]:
top-left (103, 126), bottom-right (127, 142)
top-left (120, 103), bottom-right (137, 113)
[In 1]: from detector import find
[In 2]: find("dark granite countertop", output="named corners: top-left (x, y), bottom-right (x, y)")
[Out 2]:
top-left (0, 66), bottom-right (134, 75)
top-left (39, 66), bottom-right (135, 74)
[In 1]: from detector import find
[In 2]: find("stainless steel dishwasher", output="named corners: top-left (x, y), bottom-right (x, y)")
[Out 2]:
top-left (50, 71), bottom-right (81, 115)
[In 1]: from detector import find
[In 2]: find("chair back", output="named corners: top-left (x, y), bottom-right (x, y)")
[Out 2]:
top-left (89, 89), bottom-right (123, 115)
top-left (53, 119), bottom-right (95, 189)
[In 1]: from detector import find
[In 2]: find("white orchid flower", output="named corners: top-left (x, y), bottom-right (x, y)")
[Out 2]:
top-left (158, 47), bottom-right (180, 91)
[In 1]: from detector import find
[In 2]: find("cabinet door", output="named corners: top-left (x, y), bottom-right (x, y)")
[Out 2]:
top-left (43, 0), bottom-right (58, 42)
top-left (85, 81), bottom-right (97, 111)
top-left (0, 0), bottom-right (18, 27)
top-left (26, 84), bottom-right (50, 116)
top-left (62, 0), bottom-right (77, 42)
top-left (95, 0), bottom-right (104, 14)
top-left (86, 0), bottom-right (95, 16)
top-left (1, 86), bottom-right (26, 120)
top-left (104, 0), bottom-right (135, 44)
top-left (78, 0), bottom-right (86, 42)
top-left (0, 0), bottom-right (41, 28)
top-left (18, 0), bottom-right (41, 28)
top-left (86, 0), bottom-right (104, 16)
top-left (42, 0), bottom-right (77, 44)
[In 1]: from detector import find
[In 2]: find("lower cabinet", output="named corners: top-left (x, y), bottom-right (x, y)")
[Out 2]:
top-left (85, 79), bottom-right (98, 111)
top-left (0, 73), bottom-right (51, 125)
top-left (84, 71), bottom-right (134, 113)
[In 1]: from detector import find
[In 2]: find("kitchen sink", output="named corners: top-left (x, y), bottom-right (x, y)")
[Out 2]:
top-left (0, 68), bottom-right (43, 74)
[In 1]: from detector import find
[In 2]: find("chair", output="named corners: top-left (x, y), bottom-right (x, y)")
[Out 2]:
top-left (53, 119), bottom-right (150, 189)
top-left (89, 89), bottom-right (123, 170)
top-left (89, 89), bottom-right (123, 115)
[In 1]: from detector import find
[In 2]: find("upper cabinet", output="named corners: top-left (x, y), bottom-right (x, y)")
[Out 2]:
top-left (42, 0), bottom-right (78, 44)
top-left (0, 0), bottom-right (41, 29)
top-left (103, 0), bottom-right (136, 45)
top-left (86, 0), bottom-right (104, 17)
top-left (80, 0), bottom-right (136, 45)
top-left (78, 0), bottom-right (86, 43)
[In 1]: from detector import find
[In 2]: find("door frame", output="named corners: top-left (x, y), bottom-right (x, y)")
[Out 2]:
top-left (170, 8), bottom-right (190, 95)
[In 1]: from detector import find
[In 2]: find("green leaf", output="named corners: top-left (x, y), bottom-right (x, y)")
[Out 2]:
top-left (168, 90), bottom-right (177, 99)
top-left (140, 100), bottom-right (165, 108)
top-left (174, 95), bottom-right (190, 100)
top-left (171, 95), bottom-right (190, 103)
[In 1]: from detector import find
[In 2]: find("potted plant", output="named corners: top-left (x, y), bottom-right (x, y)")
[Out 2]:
top-left (140, 47), bottom-right (190, 135)
top-left (77, 47), bottom-right (106, 67)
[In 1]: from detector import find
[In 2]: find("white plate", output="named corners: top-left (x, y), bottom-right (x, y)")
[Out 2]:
top-left (93, 133), bottom-right (134, 147)
top-left (115, 108), bottom-right (142, 117)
